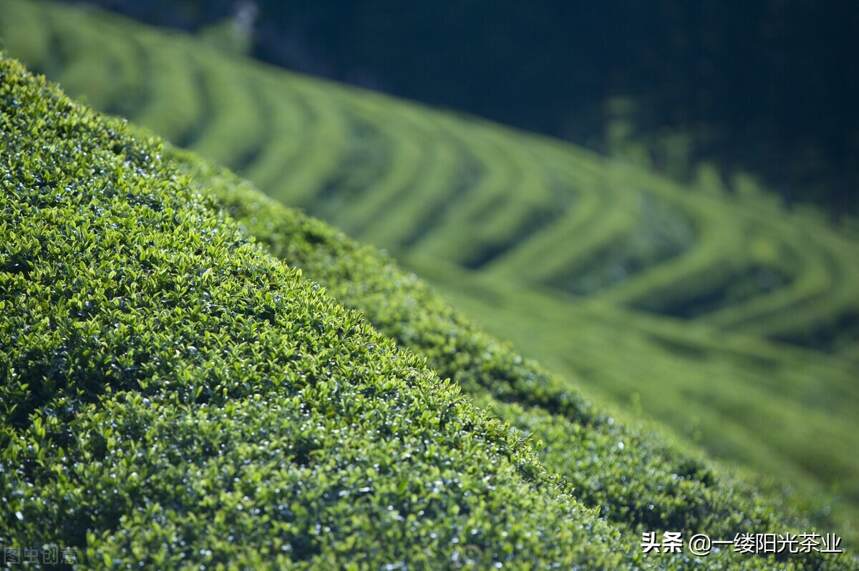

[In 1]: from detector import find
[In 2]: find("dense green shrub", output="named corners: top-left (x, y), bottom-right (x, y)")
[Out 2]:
top-left (2, 2), bottom-right (858, 522)
top-left (0, 56), bottom-right (638, 568)
top-left (180, 155), bottom-right (847, 556)
top-left (0, 48), bottom-right (855, 569)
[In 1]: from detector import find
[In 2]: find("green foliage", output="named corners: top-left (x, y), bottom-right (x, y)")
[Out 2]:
top-left (176, 157), bottom-right (855, 568)
top-left (1, 52), bottom-right (855, 568)
top-left (0, 56), bottom-right (640, 568)
top-left (1, 0), bottom-right (859, 565)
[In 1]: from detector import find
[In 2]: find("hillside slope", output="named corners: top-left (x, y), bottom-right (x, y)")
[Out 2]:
top-left (0, 0), bottom-right (859, 560)
top-left (1, 0), bottom-right (857, 545)
top-left (184, 155), bottom-right (856, 559)
top-left (3, 0), bottom-right (857, 352)
top-left (4, 53), bottom-right (856, 568)
top-left (7, 0), bottom-right (857, 353)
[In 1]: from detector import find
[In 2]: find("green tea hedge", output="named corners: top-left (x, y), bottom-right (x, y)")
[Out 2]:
top-left (185, 159), bottom-right (803, 535)
top-left (4, 0), bottom-right (859, 539)
top-left (174, 147), bottom-right (855, 569)
top-left (0, 55), bottom-right (854, 569)
top-left (0, 56), bottom-right (634, 568)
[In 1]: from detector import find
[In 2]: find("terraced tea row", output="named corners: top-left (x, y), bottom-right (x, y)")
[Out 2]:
top-left (7, 0), bottom-right (856, 357)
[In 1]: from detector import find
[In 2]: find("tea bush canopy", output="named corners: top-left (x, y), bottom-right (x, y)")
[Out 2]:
top-left (3, 0), bottom-right (857, 539)
top-left (2, 51), bottom-right (857, 568)
top-left (1, 55), bottom-right (631, 568)
top-left (1, 0), bottom-right (859, 566)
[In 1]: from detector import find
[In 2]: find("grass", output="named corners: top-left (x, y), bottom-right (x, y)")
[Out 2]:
top-left (0, 0), bottom-right (858, 564)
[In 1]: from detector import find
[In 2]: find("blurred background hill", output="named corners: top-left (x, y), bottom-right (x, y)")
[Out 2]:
top-left (63, 0), bottom-right (858, 216)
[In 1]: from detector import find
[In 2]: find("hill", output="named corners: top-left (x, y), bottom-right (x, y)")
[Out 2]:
top-left (4, 52), bottom-right (856, 568)
top-left (40, 0), bottom-right (859, 216)
top-left (1, 0), bottom-right (858, 560)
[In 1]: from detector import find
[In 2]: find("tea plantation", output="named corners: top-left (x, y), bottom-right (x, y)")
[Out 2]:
top-left (1, 0), bottom-right (858, 566)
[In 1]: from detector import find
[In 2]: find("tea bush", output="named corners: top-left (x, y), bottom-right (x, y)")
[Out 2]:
top-left (0, 56), bottom-right (632, 568)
